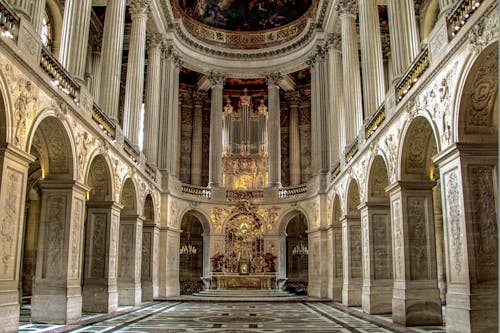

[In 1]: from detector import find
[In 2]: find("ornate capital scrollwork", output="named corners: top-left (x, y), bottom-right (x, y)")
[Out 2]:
top-left (285, 91), bottom-right (301, 106)
top-left (336, 0), bottom-right (358, 16)
top-left (208, 71), bottom-right (226, 86)
top-left (327, 33), bottom-right (342, 51)
top-left (468, 16), bottom-right (498, 54)
top-left (192, 91), bottom-right (208, 106)
top-left (265, 72), bottom-right (283, 86)
top-left (146, 32), bottom-right (163, 52)
top-left (129, 0), bottom-right (150, 17)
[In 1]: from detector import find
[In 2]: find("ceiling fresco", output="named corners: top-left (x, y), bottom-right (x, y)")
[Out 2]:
top-left (178, 0), bottom-right (313, 31)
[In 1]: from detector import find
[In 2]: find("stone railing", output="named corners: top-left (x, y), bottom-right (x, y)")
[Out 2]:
top-left (278, 184), bottom-right (308, 199)
top-left (226, 189), bottom-right (264, 202)
top-left (396, 46), bottom-right (430, 103)
top-left (0, 0), bottom-right (19, 41)
top-left (447, 0), bottom-right (482, 38)
top-left (330, 161), bottom-right (341, 182)
top-left (123, 137), bottom-right (139, 163)
top-left (181, 183), bottom-right (212, 199)
top-left (92, 102), bottom-right (116, 140)
top-left (344, 138), bottom-right (359, 164)
top-left (365, 103), bottom-right (386, 140)
top-left (40, 46), bottom-right (80, 105)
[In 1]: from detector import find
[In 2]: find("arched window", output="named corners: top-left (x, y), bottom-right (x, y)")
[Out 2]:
top-left (41, 10), bottom-right (54, 51)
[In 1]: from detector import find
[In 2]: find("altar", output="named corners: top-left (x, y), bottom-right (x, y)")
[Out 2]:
top-left (211, 273), bottom-right (277, 290)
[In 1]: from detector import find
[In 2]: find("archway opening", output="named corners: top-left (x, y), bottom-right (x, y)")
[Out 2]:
top-left (285, 213), bottom-right (308, 295)
top-left (179, 212), bottom-right (204, 294)
top-left (141, 194), bottom-right (157, 301)
top-left (331, 195), bottom-right (343, 301)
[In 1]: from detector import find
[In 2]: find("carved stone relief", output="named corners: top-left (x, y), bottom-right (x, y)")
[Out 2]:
top-left (0, 169), bottom-right (21, 278)
top-left (350, 225), bottom-right (362, 279)
top-left (373, 214), bottom-right (391, 280)
top-left (468, 14), bottom-right (498, 55)
top-left (405, 119), bottom-right (432, 175)
top-left (444, 170), bottom-right (464, 282)
top-left (393, 199), bottom-right (404, 280)
top-left (142, 232), bottom-right (152, 280)
top-left (13, 79), bottom-right (38, 147)
top-left (408, 196), bottom-right (429, 280)
top-left (70, 199), bottom-right (83, 279)
top-left (256, 206), bottom-right (281, 231)
top-left (119, 225), bottom-right (134, 278)
top-left (334, 230), bottom-right (343, 278)
top-left (109, 215), bottom-right (118, 279)
top-left (90, 213), bottom-right (107, 279)
top-left (44, 195), bottom-right (66, 279)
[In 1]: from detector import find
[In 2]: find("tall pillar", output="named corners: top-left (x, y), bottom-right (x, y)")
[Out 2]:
top-left (31, 0), bottom-right (46, 33)
top-left (326, 34), bottom-right (344, 165)
top-left (285, 91), bottom-right (301, 185)
top-left (98, 0), bottom-right (126, 122)
top-left (341, 214), bottom-right (362, 306)
top-left (331, 222), bottom-right (343, 301)
top-left (359, 203), bottom-right (393, 314)
top-left (265, 72), bottom-right (282, 187)
top-left (82, 202), bottom-right (122, 313)
top-left (158, 46), bottom-right (174, 171)
top-left (9, 0), bottom-right (32, 20)
top-left (337, 0), bottom-right (363, 146)
top-left (191, 91), bottom-right (207, 185)
top-left (144, 33), bottom-right (163, 166)
top-left (59, 0), bottom-right (92, 81)
top-left (387, 180), bottom-right (442, 326)
top-left (158, 227), bottom-right (181, 297)
top-left (122, 0), bottom-right (149, 148)
top-left (308, 226), bottom-right (329, 298)
top-left (32, 181), bottom-right (87, 324)
top-left (0, 145), bottom-right (34, 332)
top-left (208, 72), bottom-right (225, 187)
top-left (87, 34), bottom-right (102, 102)
top-left (166, 52), bottom-right (181, 177)
top-left (388, 0), bottom-right (419, 78)
top-left (359, 0), bottom-right (385, 116)
top-left (141, 221), bottom-right (159, 301)
top-left (118, 215), bottom-right (144, 306)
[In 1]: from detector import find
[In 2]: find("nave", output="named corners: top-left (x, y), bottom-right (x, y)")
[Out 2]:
top-left (19, 301), bottom-right (445, 333)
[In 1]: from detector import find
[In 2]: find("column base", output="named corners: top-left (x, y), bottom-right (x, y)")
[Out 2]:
top-left (118, 282), bottom-right (141, 306)
top-left (32, 293), bottom-right (82, 324)
top-left (361, 280), bottom-right (393, 314)
top-left (82, 283), bottom-right (118, 313)
top-left (0, 290), bottom-right (19, 333)
top-left (141, 281), bottom-right (157, 301)
top-left (392, 281), bottom-right (442, 326)
top-left (342, 280), bottom-right (362, 306)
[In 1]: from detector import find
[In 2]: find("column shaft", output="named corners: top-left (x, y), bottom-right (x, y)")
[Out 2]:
top-left (167, 62), bottom-right (181, 176)
top-left (141, 223), bottom-right (159, 301)
top-left (286, 92), bottom-right (301, 185)
top-left (266, 73), bottom-right (282, 187)
top-left (122, 1), bottom-right (149, 147)
top-left (31, 0), bottom-right (46, 33)
top-left (98, 0), bottom-right (126, 121)
top-left (359, 0), bottom-right (385, 116)
top-left (59, 0), bottom-right (92, 81)
top-left (208, 72), bottom-right (224, 187)
top-left (158, 49), bottom-right (173, 170)
top-left (327, 34), bottom-right (344, 165)
top-left (9, 0), bottom-right (32, 20)
top-left (191, 92), bottom-right (206, 185)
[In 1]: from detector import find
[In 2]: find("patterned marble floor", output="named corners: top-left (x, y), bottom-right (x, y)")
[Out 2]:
top-left (19, 301), bottom-right (446, 333)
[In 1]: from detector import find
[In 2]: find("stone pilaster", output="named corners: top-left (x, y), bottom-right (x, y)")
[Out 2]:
top-left (122, 0), bottom-right (149, 148)
top-left (31, 0), bottom-right (46, 33)
top-left (0, 144), bottom-right (34, 332)
top-left (208, 71), bottom-right (225, 187)
top-left (158, 46), bottom-right (174, 171)
top-left (191, 91), bottom-right (207, 185)
top-left (117, 215), bottom-right (144, 306)
top-left (82, 201), bottom-right (122, 313)
top-left (331, 223), bottom-right (343, 301)
top-left (265, 72), bottom-right (282, 187)
top-left (388, 0), bottom-right (419, 78)
top-left (99, 0), bottom-right (126, 122)
top-left (141, 221), bottom-right (159, 301)
top-left (337, 0), bottom-right (363, 146)
top-left (58, 0), bottom-right (92, 81)
top-left (285, 91), bottom-right (301, 185)
top-left (359, 203), bottom-right (393, 314)
top-left (387, 180), bottom-right (442, 326)
top-left (359, 0), bottom-right (385, 116)
top-left (341, 214), bottom-right (362, 306)
top-left (308, 227), bottom-right (329, 298)
top-left (32, 181), bottom-right (88, 324)
top-left (326, 34), bottom-right (344, 166)
top-left (158, 227), bottom-right (181, 297)
top-left (144, 33), bottom-right (163, 166)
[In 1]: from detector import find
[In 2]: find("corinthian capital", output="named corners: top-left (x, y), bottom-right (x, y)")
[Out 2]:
top-left (285, 91), bottom-right (301, 106)
top-left (336, 0), bottom-right (358, 16)
top-left (129, 0), bottom-right (150, 17)
top-left (147, 33), bottom-right (163, 51)
top-left (327, 33), bottom-right (342, 51)
top-left (265, 72), bottom-right (283, 86)
top-left (208, 71), bottom-right (225, 86)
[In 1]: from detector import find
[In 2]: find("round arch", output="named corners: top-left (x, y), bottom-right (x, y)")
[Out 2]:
top-left (120, 177), bottom-right (139, 215)
top-left (367, 155), bottom-right (390, 202)
top-left (85, 154), bottom-right (113, 202)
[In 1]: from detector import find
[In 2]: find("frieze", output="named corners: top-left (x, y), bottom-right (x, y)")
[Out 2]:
top-left (444, 170), bottom-right (464, 280)
top-left (0, 169), bottom-right (21, 278)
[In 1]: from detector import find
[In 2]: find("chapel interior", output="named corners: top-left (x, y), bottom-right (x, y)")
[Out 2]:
top-left (0, 0), bottom-right (497, 332)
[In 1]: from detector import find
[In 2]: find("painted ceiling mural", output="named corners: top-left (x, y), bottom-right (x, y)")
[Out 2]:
top-left (178, 0), bottom-right (313, 31)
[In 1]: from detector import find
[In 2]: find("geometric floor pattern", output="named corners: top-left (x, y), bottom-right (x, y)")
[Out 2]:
top-left (19, 302), bottom-right (446, 333)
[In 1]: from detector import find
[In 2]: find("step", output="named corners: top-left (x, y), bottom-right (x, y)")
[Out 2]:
top-left (193, 289), bottom-right (295, 298)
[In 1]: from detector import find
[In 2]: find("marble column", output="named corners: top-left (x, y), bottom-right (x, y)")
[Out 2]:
top-left (143, 33), bottom-right (163, 166)
top-left (98, 0), bottom-right (126, 122)
top-left (9, 0), bottom-right (32, 20)
top-left (388, 0), bottom-right (419, 78)
top-left (88, 34), bottom-right (103, 102)
top-left (337, 0), bottom-right (363, 146)
top-left (265, 72), bottom-right (282, 187)
top-left (208, 72), bottom-right (225, 187)
top-left (141, 221), bottom-right (159, 301)
top-left (191, 91), bottom-right (207, 185)
top-left (158, 227), bottom-right (181, 297)
top-left (82, 201), bottom-right (122, 313)
top-left (331, 222), bottom-right (343, 301)
top-left (0, 145), bottom-right (34, 332)
top-left (285, 91), bottom-right (301, 185)
top-left (359, 0), bottom-right (385, 116)
top-left (32, 181), bottom-right (87, 324)
top-left (359, 203), bottom-right (393, 314)
top-left (326, 33), bottom-right (344, 165)
top-left (387, 180), bottom-right (442, 326)
top-left (31, 0), bottom-right (46, 33)
top-left (308, 227), bottom-right (329, 298)
top-left (117, 215), bottom-right (144, 306)
top-left (341, 214), bottom-right (362, 306)
top-left (122, 0), bottom-right (149, 148)
top-left (158, 46), bottom-right (174, 171)
top-left (166, 53), bottom-right (181, 177)
top-left (59, 0), bottom-right (92, 81)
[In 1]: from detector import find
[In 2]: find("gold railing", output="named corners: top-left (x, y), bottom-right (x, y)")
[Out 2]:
top-left (344, 138), bottom-right (359, 164)
top-left (0, 0), bottom-right (19, 41)
top-left (92, 102), bottom-right (116, 140)
top-left (447, 0), bottom-right (482, 38)
top-left (181, 183), bottom-right (212, 199)
top-left (364, 103), bottom-right (386, 139)
top-left (145, 163), bottom-right (156, 181)
top-left (278, 184), bottom-right (308, 199)
top-left (123, 138), bottom-right (139, 163)
top-left (396, 46), bottom-right (430, 103)
top-left (40, 46), bottom-right (80, 105)
top-left (330, 161), bottom-right (341, 182)
top-left (226, 189), bottom-right (264, 202)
